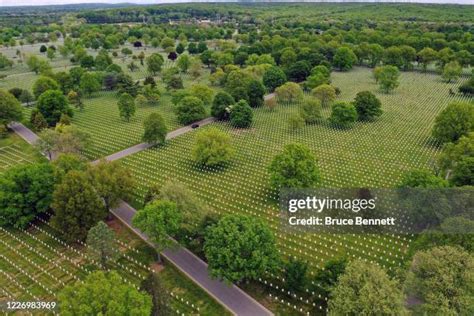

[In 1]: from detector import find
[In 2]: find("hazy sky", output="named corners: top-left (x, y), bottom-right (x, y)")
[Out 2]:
top-left (0, 0), bottom-right (472, 8)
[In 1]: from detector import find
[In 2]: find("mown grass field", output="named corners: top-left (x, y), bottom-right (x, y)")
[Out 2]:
top-left (0, 132), bottom-right (45, 174)
top-left (114, 67), bottom-right (471, 311)
top-left (0, 214), bottom-right (228, 316)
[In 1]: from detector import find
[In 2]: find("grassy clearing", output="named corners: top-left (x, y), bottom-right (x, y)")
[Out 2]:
top-left (0, 132), bottom-right (44, 174)
top-left (0, 214), bottom-right (228, 315)
top-left (117, 68), bottom-right (471, 311)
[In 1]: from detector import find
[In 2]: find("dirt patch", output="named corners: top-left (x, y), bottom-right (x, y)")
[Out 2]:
top-left (150, 262), bottom-right (165, 273)
top-left (106, 217), bottom-right (123, 234)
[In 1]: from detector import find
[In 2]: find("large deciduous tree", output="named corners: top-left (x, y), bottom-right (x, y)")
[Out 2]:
top-left (333, 47), bottom-right (357, 71)
top-left (118, 92), bottom-right (136, 122)
top-left (51, 170), bottom-right (105, 242)
top-left (211, 91), bottom-right (235, 120)
top-left (230, 100), bottom-right (253, 128)
top-left (132, 200), bottom-right (181, 263)
top-left (405, 246), bottom-right (473, 315)
top-left (192, 127), bottom-right (234, 167)
top-left (0, 89), bottom-right (23, 128)
top-left (146, 53), bottom-right (164, 75)
top-left (204, 214), bottom-right (280, 283)
top-left (32, 76), bottom-right (60, 99)
top-left (142, 113), bottom-right (167, 145)
top-left (432, 102), bottom-right (474, 144)
top-left (275, 82), bottom-right (303, 104)
top-left (352, 91), bottom-right (382, 121)
top-left (328, 260), bottom-right (407, 315)
top-left (86, 221), bottom-right (119, 269)
top-left (0, 163), bottom-right (55, 228)
top-left (374, 65), bottom-right (400, 93)
top-left (312, 84), bottom-right (336, 107)
top-left (58, 271), bottom-right (152, 315)
top-left (36, 90), bottom-right (73, 126)
top-left (268, 143), bottom-right (320, 188)
top-left (263, 66), bottom-right (287, 92)
top-left (85, 160), bottom-right (135, 212)
top-left (329, 102), bottom-right (358, 128)
top-left (175, 96), bottom-right (207, 125)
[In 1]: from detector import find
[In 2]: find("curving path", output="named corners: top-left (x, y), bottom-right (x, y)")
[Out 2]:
top-left (10, 119), bottom-right (273, 316)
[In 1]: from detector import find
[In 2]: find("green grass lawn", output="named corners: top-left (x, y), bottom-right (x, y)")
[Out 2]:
top-left (0, 132), bottom-right (45, 174)
top-left (116, 67), bottom-right (471, 312)
top-left (0, 215), bottom-right (228, 315)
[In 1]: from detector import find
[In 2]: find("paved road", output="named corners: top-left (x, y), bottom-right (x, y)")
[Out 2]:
top-left (92, 117), bottom-right (216, 164)
top-left (112, 201), bottom-right (273, 316)
top-left (10, 120), bottom-right (273, 316)
top-left (8, 122), bottom-right (40, 145)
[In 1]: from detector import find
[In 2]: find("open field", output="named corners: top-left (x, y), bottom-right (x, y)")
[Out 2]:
top-left (0, 132), bottom-right (44, 174)
top-left (0, 213), bottom-right (228, 316)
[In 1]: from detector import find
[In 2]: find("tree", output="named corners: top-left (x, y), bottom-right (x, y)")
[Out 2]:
top-left (287, 60), bottom-right (311, 82)
top-left (268, 143), bottom-right (320, 188)
top-left (442, 61), bottom-right (462, 83)
top-left (86, 160), bottom-right (135, 212)
top-left (177, 53), bottom-right (191, 73)
top-left (189, 84), bottom-right (214, 106)
top-left (312, 84), bottom-right (336, 107)
top-left (329, 102), bottom-right (358, 128)
top-left (376, 65), bottom-right (400, 93)
top-left (117, 93), bottom-right (136, 122)
top-left (383, 46), bottom-right (404, 69)
top-left (58, 271), bottom-right (152, 315)
top-left (398, 170), bottom-right (448, 188)
top-left (313, 257), bottom-right (347, 298)
top-left (140, 272), bottom-right (172, 316)
top-left (86, 221), bottom-right (119, 269)
top-left (204, 214), bottom-right (280, 283)
top-left (192, 127), bottom-right (234, 168)
top-left (146, 53), bottom-right (164, 75)
top-left (132, 200), bottom-right (181, 263)
top-left (19, 89), bottom-right (33, 106)
top-left (328, 260), bottom-right (407, 315)
top-left (52, 153), bottom-right (87, 183)
top-left (30, 109), bottom-right (48, 131)
top-left (288, 113), bottom-right (305, 131)
top-left (450, 156), bottom-right (474, 186)
top-left (333, 47), bottom-right (357, 71)
top-left (275, 82), bottom-right (303, 104)
top-left (432, 102), bottom-right (474, 144)
top-left (353, 91), bottom-right (382, 121)
top-left (438, 133), bottom-right (474, 180)
top-left (67, 90), bottom-right (83, 111)
top-left (46, 47), bottom-right (55, 60)
top-left (157, 180), bottom-right (207, 237)
top-left (80, 72), bottom-right (101, 96)
top-left (211, 91), bottom-right (235, 120)
top-left (175, 96), bottom-right (207, 125)
top-left (263, 66), bottom-right (287, 92)
top-left (36, 90), bottom-right (73, 126)
top-left (417, 47), bottom-right (438, 72)
top-left (405, 246), bottom-right (473, 315)
top-left (33, 76), bottom-right (59, 99)
top-left (230, 100), bottom-right (253, 128)
top-left (247, 79), bottom-right (265, 107)
top-left (0, 89), bottom-right (23, 128)
top-left (161, 37), bottom-right (175, 51)
top-left (284, 258), bottom-right (309, 293)
top-left (299, 99), bottom-right (322, 124)
top-left (51, 170), bottom-right (105, 242)
top-left (176, 42), bottom-right (185, 54)
top-left (143, 113), bottom-right (167, 145)
top-left (0, 163), bottom-right (55, 228)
